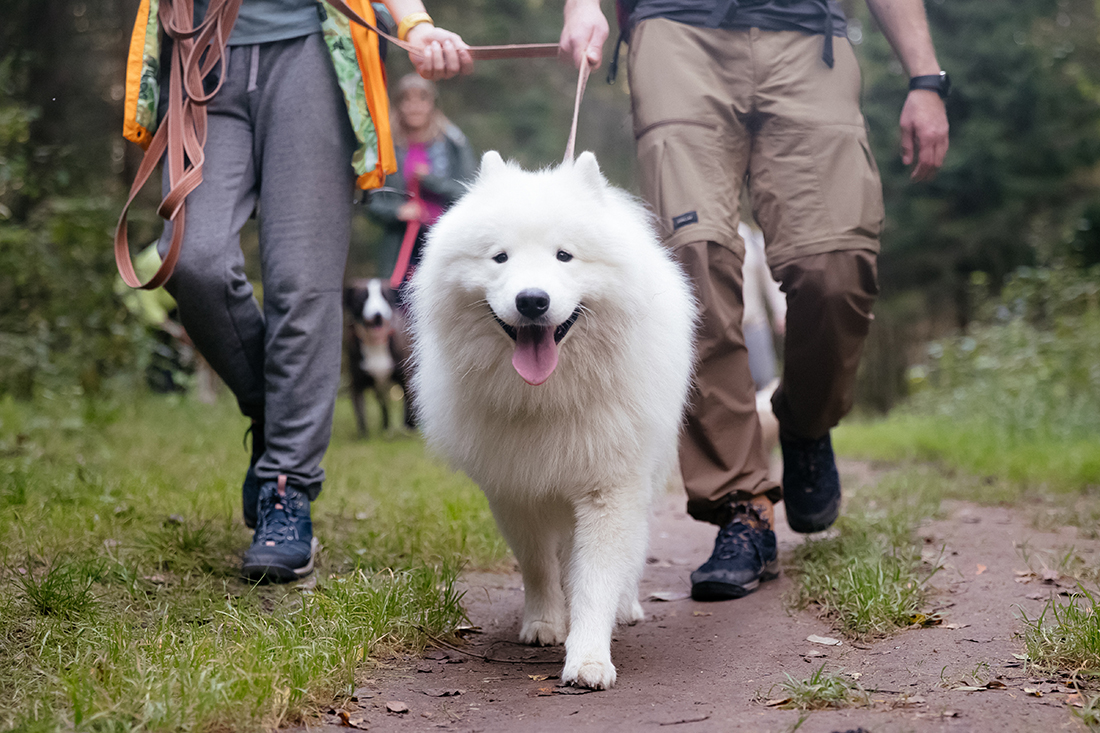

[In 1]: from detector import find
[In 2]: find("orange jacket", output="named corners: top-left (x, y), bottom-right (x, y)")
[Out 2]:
top-left (122, 0), bottom-right (396, 189)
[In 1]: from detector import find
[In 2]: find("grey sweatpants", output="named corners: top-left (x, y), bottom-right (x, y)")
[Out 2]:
top-left (158, 33), bottom-right (356, 496)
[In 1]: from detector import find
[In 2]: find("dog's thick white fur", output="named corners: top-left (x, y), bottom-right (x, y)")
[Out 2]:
top-left (407, 151), bottom-right (694, 690)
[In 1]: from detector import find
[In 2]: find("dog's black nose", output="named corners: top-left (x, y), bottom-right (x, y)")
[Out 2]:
top-left (516, 289), bottom-right (550, 319)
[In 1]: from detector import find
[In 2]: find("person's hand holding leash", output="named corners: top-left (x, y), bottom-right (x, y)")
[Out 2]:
top-left (405, 23), bottom-right (473, 79)
top-left (900, 90), bottom-right (948, 181)
top-left (383, 0), bottom-right (473, 79)
top-left (560, 0), bottom-right (609, 69)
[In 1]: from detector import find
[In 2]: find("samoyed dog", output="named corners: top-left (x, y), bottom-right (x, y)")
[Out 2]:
top-left (407, 151), bottom-right (695, 689)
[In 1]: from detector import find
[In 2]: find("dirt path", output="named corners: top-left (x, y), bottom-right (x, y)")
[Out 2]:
top-left (302, 461), bottom-right (1097, 732)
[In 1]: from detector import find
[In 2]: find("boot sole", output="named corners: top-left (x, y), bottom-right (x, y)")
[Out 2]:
top-left (242, 537), bottom-right (319, 584)
top-left (690, 560), bottom-right (780, 601)
top-left (785, 499), bottom-right (840, 534)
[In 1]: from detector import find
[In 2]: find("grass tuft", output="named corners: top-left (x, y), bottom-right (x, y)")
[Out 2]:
top-left (786, 472), bottom-right (940, 639)
top-left (771, 664), bottom-right (867, 710)
top-left (1020, 586), bottom-right (1100, 678)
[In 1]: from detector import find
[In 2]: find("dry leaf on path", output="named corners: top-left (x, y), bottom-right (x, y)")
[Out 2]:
top-left (420, 689), bottom-right (463, 698)
top-left (528, 674), bottom-right (558, 681)
top-left (453, 626), bottom-right (482, 638)
top-left (764, 697), bottom-right (792, 707)
top-left (1024, 687), bottom-right (1042, 697)
top-left (807, 634), bottom-right (842, 646)
top-left (693, 611), bottom-right (712, 617)
top-left (554, 685), bottom-right (597, 695)
top-left (647, 591), bottom-right (692, 602)
top-left (385, 701), bottom-right (409, 713)
top-left (942, 623), bottom-right (969, 630)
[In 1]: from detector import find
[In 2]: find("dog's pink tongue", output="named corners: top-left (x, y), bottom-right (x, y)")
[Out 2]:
top-left (512, 326), bottom-right (558, 385)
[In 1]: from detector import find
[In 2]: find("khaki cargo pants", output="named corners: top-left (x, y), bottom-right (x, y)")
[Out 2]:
top-left (629, 19), bottom-right (882, 525)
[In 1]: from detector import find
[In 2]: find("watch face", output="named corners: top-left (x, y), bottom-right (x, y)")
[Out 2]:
top-left (939, 72), bottom-right (951, 98)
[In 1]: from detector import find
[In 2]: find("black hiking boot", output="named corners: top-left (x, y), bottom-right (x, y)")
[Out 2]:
top-left (781, 431), bottom-right (841, 534)
top-left (242, 419), bottom-right (264, 529)
top-left (241, 475), bottom-right (316, 583)
top-left (690, 503), bottom-right (779, 601)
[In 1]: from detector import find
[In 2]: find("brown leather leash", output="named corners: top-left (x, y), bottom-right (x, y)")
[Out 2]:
top-left (115, 0), bottom-right (582, 290)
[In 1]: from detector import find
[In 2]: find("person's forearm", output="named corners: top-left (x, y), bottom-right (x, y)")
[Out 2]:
top-left (864, 0), bottom-right (941, 77)
top-left (382, 0), bottom-right (432, 25)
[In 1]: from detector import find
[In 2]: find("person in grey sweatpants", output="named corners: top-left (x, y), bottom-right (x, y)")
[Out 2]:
top-left (157, 2), bottom-right (472, 583)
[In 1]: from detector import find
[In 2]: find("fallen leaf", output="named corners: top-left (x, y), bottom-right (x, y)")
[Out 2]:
top-left (909, 612), bottom-right (944, 627)
top-left (646, 591), bottom-right (691, 602)
top-left (764, 698), bottom-right (792, 707)
top-left (692, 611), bottom-right (712, 617)
top-left (1015, 577), bottom-right (1032, 584)
top-left (1024, 687), bottom-right (1042, 697)
top-left (420, 689), bottom-right (463, 698)
top-left (976, 564), bottom-right (987, 575)
top-left (658, 715), bottom-right (711, 726)
top-left (531, 687), bottom-right (555, 697)
top-left (1012, 653), bottom-right (1029, 660)
top-left (849, 672), bottom-right (863, 680)
top-left (807, 634), bottom-right (842, 646)
top-left (337, 710), bottom-right (351, 726)
top-left (385, 701), bottom-right (409, 714)
top-left (453, 626), bottom-right (482, 638)
top-left (954, 685), bottom-right (985, 691)
top-left (942, 711), bottom-right (960, 718)
top-left (350, 687), bottom-right (375, 701)
top-left (346, 714), bottom-right (370, 729)
top-left (942, 623), bottom-right (970, 630)
top-left (554, 685), bottom-right (596, 695)
top-left (528, 674), bottom-right (554, 681)
top-left (1014, 569), bottom-right (1034, 577)
top-left (802, 650), bottom-right (826, 659)
top-left (985, 680), bottom-right (1007, 689)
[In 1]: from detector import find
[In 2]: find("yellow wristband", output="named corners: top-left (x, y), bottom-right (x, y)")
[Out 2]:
top-left (397, 12), bottom-right (434, 42)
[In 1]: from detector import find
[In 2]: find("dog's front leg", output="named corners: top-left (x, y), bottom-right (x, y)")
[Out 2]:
top-left (488, 495), bottom-right (570, 646)
top-left (562, 490), bottom-right (649, 690)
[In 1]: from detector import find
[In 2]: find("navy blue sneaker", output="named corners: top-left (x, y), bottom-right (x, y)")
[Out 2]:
top-left (781, 431), bottom-right (841, 534)
top-left (690, 503), bottom-right (779, 601)
top-left (242, 476), bottom-right (316, 583)
top-left (242, 420), bottom-right (263, 529)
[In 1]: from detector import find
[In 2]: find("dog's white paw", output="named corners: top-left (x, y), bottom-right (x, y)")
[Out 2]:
top-left (617, 599), bottom-right (644, 626)
top-left (561, 654), bottom-right (617, 690)
top-left (520, 619), bottom-right (566, 646)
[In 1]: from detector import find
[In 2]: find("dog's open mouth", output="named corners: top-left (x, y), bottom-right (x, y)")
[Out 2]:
top-left (493, 308), bottom-right (581, 386)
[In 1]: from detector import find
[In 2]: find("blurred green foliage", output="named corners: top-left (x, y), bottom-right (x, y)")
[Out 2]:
top-left (908, 264), bottom-right (1100, 441)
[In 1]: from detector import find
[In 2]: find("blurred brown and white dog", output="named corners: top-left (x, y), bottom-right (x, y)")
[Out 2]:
top-left (344, 278), bottom-right (414, 438)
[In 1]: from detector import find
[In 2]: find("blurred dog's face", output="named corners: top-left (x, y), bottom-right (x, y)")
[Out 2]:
top-left (346, 279), bottom-right (395, 344)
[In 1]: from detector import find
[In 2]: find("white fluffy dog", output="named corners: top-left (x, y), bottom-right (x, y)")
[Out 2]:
top-left (407, 151), bottom-right (695, 689)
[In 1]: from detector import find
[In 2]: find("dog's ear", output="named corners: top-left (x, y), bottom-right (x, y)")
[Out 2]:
top-left (573, 151), bottom-right (607, 194)
top-left (479, 151), bottom-right (507, 181)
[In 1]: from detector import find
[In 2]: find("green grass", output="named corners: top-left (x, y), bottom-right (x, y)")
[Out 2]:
top-left (835, 414), bottom-right (1100, 492)
top-left (0, 391), bottom-right (507, 731)
top-left (769, 664), bottom-right (867, 710)
top-left (786, 470), bottom-right (943, 639)
top-left (1021, 587), bottom-right (1100, 681)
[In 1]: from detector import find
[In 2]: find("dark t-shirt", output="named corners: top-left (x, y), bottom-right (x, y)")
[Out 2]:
top-left (632, 0), bottom-right (848, 37)
top-left (193, 0), bottom-right (322, 46)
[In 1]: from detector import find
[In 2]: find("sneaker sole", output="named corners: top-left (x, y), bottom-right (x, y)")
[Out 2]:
top-left (785, 500), bottom-right (840, 534)
top-left (690, 560), bottom-right (780, 602)
top-left (242, 537), bottom-right (319, 584)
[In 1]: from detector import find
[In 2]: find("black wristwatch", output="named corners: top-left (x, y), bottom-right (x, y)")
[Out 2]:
top-left (909, 71), bottom-right (951, 99)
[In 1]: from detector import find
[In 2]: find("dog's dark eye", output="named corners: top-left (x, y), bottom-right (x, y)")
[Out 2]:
top-left (556, 250), bottom-right (573, 263)
top-left (492, 252), bottom-right (508, 264)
